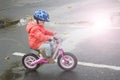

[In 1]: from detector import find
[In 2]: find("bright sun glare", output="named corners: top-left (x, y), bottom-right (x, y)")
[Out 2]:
top-left (92, 13), bottom-right (111, 33)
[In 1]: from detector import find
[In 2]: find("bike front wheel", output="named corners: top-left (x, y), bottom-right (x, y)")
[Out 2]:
top-left (57, 52), bottom-right (77, 71)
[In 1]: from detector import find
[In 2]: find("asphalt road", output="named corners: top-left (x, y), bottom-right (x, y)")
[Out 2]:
top-left (0, 0), bottom-right (120, 80)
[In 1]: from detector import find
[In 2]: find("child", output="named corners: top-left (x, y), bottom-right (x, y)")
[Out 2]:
top-left (26, 9), bottom-right (55, 62)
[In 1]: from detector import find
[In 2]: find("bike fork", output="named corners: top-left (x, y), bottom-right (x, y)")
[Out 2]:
top-left (59, 49), bottom-right (68, 62)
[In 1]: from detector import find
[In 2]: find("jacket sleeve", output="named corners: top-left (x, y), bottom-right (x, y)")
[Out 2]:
top-left (44, 28), bottom-right (54, 35)
top-left (30, 27), bottom-right (51, 41)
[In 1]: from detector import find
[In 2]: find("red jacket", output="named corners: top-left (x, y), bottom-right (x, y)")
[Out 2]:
top-left (26, 21), bottom-right (54, 50)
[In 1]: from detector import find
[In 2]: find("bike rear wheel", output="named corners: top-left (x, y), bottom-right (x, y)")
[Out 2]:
top-left (57, 52), bottom-right (77, 71)
top-left (22, 53), bottom-right (40, 71)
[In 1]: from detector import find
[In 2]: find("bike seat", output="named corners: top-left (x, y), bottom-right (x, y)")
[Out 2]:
top-left (35, 49), bottom-right (40, 53)
top-left (30, 47), bottom-right (40, 53)
top-left (33, 49), bottom-right (47, 58)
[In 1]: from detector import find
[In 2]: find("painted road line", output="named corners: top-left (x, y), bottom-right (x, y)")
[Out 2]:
top-left (78, 62), bottom-right (120, 71)
top-left (13, 52), bottom-right (120, 71)
top-left (13, 52), bottom-right (26, 56)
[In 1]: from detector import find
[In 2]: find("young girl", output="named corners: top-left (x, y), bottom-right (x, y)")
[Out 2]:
top-left (26, 9), bottom-right (55, 62)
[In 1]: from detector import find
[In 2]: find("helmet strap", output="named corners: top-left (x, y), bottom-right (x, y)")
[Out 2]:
top-left (33, 15), bottom-right (39, 24)
top-left (36, 20), bottom-right (39, 24)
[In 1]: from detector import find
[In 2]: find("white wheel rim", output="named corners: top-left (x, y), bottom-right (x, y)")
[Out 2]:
top-left (24, 56), bottom-right (37, 69)
top-left (60, 55), bottom-right (74, 69)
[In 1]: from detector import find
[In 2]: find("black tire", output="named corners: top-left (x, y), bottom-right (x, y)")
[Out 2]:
top-left (57, 52), bottom-right (77, 71)
top-left (22, 53), bottom-right (40, 71)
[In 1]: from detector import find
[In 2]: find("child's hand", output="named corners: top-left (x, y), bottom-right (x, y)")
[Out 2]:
top-left (50, 36), bottom-right (54, 40)
top-left (54, 31), bottom-right (57, 35)
top-left (48, 36), bottom-right (54, 41)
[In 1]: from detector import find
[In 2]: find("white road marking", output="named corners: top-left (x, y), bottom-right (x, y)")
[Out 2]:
top-left (12, 52), bottom-right (120, 71)
top-left (12, 52), bottom-right (26, 56)
top-left (78, 62), bottom-right (120, 71)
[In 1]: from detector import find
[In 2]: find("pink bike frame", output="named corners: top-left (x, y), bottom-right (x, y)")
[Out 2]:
top-left (52, 39), bottom-right (67, 61)
top-left (31, 38), bottom-right (67, 65)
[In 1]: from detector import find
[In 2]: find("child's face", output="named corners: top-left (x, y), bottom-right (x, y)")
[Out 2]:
top-left (38, 21), bottom-right (45, 26)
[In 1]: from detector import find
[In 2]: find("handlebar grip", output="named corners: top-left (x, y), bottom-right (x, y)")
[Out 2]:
top-left (53, 37), bottom-right (58, 40)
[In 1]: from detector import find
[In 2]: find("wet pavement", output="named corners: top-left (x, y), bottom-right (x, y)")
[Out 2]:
top-left (0, 0), bottom-right (120, 80)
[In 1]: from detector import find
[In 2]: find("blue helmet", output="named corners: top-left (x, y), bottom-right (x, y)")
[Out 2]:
top-left (34, 9), bottom-right (50, 22)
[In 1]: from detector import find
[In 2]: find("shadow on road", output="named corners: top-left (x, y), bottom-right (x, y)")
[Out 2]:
top-left (23, 70), bottom-right (40, 80)
top-left (23, 70), bottom-right (78, 80)
top-left (56, 71), bottom-right (78, 80)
